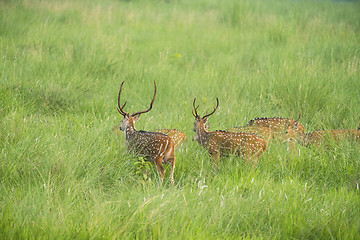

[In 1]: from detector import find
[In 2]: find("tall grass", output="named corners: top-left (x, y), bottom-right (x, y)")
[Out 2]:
top-left (1, 0), bottom-right (360, 239)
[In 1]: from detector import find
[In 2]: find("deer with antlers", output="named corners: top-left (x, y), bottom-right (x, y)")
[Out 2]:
top-left (192, 98), bottom-right (267, 165)
top-left (117, 81), bottom-right (176, 184)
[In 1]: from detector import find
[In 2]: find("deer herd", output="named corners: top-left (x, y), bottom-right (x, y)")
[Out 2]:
top-left (116, 81), bottom-right (360, 184)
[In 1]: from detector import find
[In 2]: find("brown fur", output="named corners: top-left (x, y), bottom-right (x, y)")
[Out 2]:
top-left (152, 129), bottom-right (187, 150)
top-left (226, 126), bottom-right (274, 143)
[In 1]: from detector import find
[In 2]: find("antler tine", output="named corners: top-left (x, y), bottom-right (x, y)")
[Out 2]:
top-left (192, 98), bottom-right (200, 118)
top-left (203, 97), bottom-right (219, 119)
top-left (132, 81), bottom-right (157, 117)
top-left (192, 109), bottom-right (197, 118)
top-left (117, 81), bottom-right (128, 116)
top-left (121, 101), bottom-right (127, 109)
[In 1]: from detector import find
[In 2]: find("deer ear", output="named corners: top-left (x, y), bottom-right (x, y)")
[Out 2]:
top-left (206, 121), bottom-right (211, 130)
top-left (133, 114), bottom-right (140, 121)
top-left (286, 121), bottom-right (295, 129)
top-left (204, 118), bottom-right (208, 125)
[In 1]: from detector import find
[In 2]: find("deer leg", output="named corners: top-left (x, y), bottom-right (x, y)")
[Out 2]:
top-left (241, 151), bottom-right (251, 164)
top-left (252, 144), bottom-right (267, 166)
top-left (169, 157), bottom-right (176, 184)
top-left (287, 139), bottom-right (300, 156)
top-left (153, 157), bottom-right (165, 183)
top-left (209, 148), bottom-right (220, 165)
top-left (240, 146), bottom-right (259, 166)
top-left (250, 153), bottom-right (260, 167)
top-left (212, 142), bottom-right (221, 163)
top-left (239, 145), bottom-right (251, 164)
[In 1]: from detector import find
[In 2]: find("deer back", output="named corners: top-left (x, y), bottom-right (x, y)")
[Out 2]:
top-left (226, 126), bottom-right (274, 143)
top-left (247, 117), bottom-right (304, 133)
top-left (126, 130), bottom-right (175, 160)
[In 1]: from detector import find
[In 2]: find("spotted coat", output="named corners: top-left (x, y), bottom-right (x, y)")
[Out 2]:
top-left (226, 126), bottom-right (274, 143)
top-left (152, 129), bottom-right (187, 150)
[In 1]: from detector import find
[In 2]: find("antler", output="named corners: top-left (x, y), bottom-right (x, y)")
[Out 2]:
top-left (117, 81), bottom-right (128, 116)
top-left (192, 98), bottom-right (219, 119)
top-left (132, 81), bottom-right (157, 117)
top-left (192, 98), bottom-right (200, 118)
top-left (203, 97), bottom-right (219, 119)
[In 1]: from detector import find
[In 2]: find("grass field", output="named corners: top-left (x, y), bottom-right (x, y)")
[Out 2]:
top-left (1, 0), bottom-right (360, 239)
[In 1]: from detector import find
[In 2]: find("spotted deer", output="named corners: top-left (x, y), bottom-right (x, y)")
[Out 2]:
top-left (192, 98), bottom-right (267, 165)
top-left (117, 81), bottom-right (176, 184)
top-left (152, 129), bottom-right (187, 150)
top-left (286, 124), bottom-right (360, 148)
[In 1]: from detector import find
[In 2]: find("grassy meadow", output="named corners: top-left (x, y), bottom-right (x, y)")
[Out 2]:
top-left (1, 0), bottom-right (360, 238)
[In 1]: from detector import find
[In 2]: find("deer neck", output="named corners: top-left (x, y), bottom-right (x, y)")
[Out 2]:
top-left (196, 124), bottom-right (209, 146)
top-left (124, 122), bottom-right (137, 140)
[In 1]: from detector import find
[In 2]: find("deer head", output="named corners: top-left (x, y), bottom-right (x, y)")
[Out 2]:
top-left (283, 111), bottom-right (306, 142)
top-left (117, 81), bottom-right (157, 135)
top-left (192, 97), bottom-right (219, 140)
top-left (287, 110), bottom-right (304, 132)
